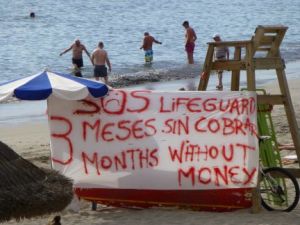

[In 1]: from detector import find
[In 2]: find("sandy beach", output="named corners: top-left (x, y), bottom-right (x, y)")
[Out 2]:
top-left (1, 0), bottom-right (300, 223)
top-left (1, 62), bottom-right (300, 225)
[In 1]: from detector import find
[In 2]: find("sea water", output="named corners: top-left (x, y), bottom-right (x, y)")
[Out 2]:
top-left (0, 0), bottom-right (300, 82)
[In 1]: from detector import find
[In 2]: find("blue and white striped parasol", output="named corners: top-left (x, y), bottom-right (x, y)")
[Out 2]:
top-left (0, 70), bottom-right (109, 101)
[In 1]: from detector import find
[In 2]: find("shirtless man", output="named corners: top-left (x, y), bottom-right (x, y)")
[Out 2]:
top-left (59, 39), bottom-right (91, 69)
top-left (91, 42), bottom-right (111, 84)
top-left (140, 32), bottom-right (162, 63)
top-left (182, 21), bottom-right (197, 64)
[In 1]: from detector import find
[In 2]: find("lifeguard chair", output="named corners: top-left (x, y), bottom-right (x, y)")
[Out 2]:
top-left (198, 25), bottom-right (300, 168)
top-left (198, 25), bottom-right (300, 211)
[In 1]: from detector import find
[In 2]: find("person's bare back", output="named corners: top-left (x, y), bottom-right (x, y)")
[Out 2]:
top-left (91, 42), bottom-right (111, 83)
top-left (185, 27), bottom-right (197, 44)
top-left (92, 48), bottom-right (108, 66)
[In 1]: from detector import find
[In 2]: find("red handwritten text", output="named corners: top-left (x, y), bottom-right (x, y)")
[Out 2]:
top-left (168, 140), bottom-right (255, 165)
top-left (82, 147), bottom-right (159, 175)
top-left (178, 166), bottom-right (257, 187)
top-left (82, 118), bottom-right (157, 142)
top-left (160, 97), bottom-right (256, 115)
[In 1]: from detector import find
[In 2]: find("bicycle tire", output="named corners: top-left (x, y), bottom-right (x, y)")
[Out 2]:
top-left (260, 167), bottom-right (300, 212)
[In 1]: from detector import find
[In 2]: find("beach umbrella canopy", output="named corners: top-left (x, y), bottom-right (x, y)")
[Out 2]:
top-left (0, 141), bottom-right (73, 222)
top-left (0, 70), bottom-right (109, 101)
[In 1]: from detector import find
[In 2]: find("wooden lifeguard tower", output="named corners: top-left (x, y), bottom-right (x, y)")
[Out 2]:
top-left (198, 25), bottom-right (300, 211)
top-left (198, 25), bottom-right (300, 169)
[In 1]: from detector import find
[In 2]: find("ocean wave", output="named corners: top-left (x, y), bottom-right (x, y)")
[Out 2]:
top-left (109, 63), bottom-right (202, 88)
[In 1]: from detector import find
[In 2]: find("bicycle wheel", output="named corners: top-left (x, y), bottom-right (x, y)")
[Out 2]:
top-left (260, 167), bottom-right (300, 212)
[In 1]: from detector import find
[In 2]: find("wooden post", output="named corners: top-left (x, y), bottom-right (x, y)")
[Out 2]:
top-left (245, 42), bottom-right (256, 91)
top-left (251, 172), bottom-right (261, 213)
top-left (231, 46), bottom-right (242, 91)
top-left (198, 45), bottom-right (214, 90)
top-left (276, 67), bottom-right (300, 166)
top-left (252, 26), bottom-right (265, 52)
top-left (267, 30), bottom-right (287, 58)
top-left (245, 41), bottom-right (260, 213)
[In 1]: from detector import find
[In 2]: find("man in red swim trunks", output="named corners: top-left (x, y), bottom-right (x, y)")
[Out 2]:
top-left (182, 21), bottom-right (197, 64)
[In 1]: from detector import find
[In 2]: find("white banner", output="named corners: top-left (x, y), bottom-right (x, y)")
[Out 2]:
top-left (48, 90), bottom-right (258, 190)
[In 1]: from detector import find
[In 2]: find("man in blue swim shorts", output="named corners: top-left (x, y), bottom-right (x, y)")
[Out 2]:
top-left (144, 49), bottom-right (154, 63)
top-left (140, 32), bottom-right (162, 64)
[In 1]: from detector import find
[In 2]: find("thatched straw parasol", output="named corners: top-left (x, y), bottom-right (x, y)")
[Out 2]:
top-left (0, 141), bottom-right (73, 222)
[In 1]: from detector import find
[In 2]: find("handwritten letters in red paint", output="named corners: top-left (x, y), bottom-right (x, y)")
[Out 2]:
top-left (48, 90), bottom-right (258, 189)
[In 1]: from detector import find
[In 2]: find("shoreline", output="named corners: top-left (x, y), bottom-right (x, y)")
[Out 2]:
top-left (1, 60), bottom-right (300, 160)
top-left (108, 59), bottom-right (300, 88)
top-left (1, 60), bottom-right (300, 125)
top-left (108, 62), bottom-right (201, 88)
